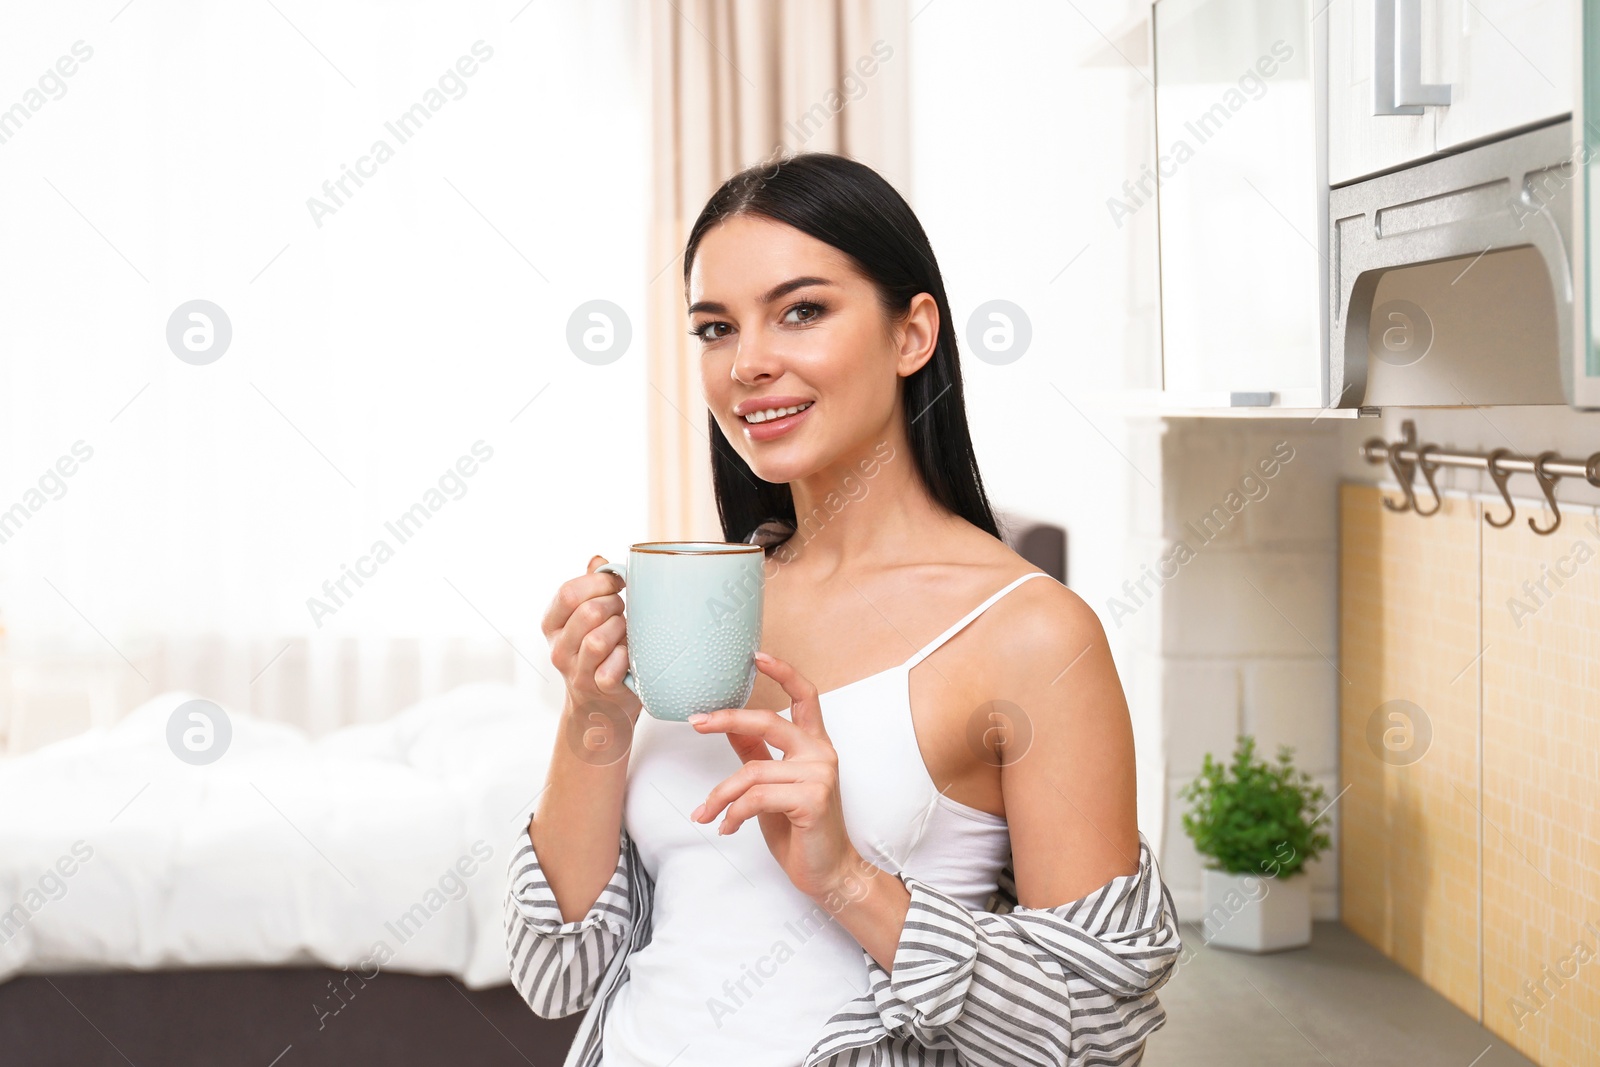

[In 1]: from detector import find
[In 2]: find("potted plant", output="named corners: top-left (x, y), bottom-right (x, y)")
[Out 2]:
top-left (1178, 734), bottom-right (1330, 953)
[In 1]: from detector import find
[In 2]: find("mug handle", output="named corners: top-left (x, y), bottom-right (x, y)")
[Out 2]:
top-left (593, 562), bottom-right (639, 697)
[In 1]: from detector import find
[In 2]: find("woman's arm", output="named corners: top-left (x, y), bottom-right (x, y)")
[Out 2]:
top-left (805, 585), bottom-right (1178, 1066)
top-left (506, 559), bottom-right (649, 1017)
top-left (826, 582), bottom-right (1144, 956)
top-left (504, 819), bottom-right (636, 1019)
top-left (531, 560), bottom-right (644, 923)
top-left (528, 692), bottom-right (635, 923)
top-left (503, 685), bottom-right (639, 1018)
top-left (807, 837), bottom-right (1179, 1067)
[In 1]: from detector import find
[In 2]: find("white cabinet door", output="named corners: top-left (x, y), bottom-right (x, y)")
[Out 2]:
top-left (1432, 0), bottom-right (1574, 153)
top-left (1328, 0), bottom-right (1438, 185)
top-left (1154, 0), bottom-right (1323, 404)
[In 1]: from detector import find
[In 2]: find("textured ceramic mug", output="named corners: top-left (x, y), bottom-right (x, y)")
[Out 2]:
top-left (595, 541), bottom-right (764, 722)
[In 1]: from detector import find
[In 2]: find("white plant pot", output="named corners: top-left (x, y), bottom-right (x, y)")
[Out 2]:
top-left (1199, 868), bottom-right (1311, 953)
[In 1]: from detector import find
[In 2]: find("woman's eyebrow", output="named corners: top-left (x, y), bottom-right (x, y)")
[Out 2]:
top-left (687, 276), bottom-right (835, 316)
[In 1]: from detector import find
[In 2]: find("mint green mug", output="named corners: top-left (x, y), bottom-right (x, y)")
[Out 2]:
top-left (595, 541), bottom-right (764, 722)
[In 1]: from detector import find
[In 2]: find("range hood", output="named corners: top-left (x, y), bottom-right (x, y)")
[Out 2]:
top-left (1329, 120), bottom-right (1580, 409)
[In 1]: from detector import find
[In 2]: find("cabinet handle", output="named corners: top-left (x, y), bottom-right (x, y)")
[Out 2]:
top-left (1373, 0), bottom-right (1451, 116)
top-left (1394, 0), bottom-right (1452, 106)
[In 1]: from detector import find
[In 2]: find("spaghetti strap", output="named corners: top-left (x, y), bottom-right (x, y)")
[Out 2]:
top-left (903, 570), bottom-right (1054, 671)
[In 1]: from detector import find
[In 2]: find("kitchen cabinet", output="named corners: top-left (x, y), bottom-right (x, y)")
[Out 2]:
top-left (1328, 0), bottom-right (1574, 187)
top-left (1433, 0), bottom-right (1573, 153)
top-left (1148, 0), bottom-right (1589, 411)
top-left (1328, 0), bottom-right (1437, 187)
top-left (1573, 0), bottom-right (1600, 409)
top-left (1152, 0), bottom-right (1326, 408)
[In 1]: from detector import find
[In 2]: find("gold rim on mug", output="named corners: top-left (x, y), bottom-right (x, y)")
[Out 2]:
top-left (627, 541), bottom-right (763, 555)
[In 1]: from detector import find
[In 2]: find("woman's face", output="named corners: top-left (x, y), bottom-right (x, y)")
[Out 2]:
top-left (688, 214), bottom-right (927, 485)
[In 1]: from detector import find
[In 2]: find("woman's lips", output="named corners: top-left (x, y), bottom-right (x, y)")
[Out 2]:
top-left (742, 403), bottom-right (813, 441)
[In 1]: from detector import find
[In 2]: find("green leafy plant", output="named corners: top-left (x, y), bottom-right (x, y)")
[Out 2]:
top-left (1179, 734), bottom-right (1331, 878)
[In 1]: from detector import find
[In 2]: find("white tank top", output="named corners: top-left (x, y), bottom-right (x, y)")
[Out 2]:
top-left (599, 570), bottom-right (1051, 1067)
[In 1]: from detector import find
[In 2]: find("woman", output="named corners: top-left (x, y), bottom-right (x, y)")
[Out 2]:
top-left (507, 153), bottom-right (1180, 1067)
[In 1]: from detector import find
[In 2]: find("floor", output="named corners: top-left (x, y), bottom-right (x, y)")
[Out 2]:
top-left (1144, 922), bottom-right (1537, 1067)
top-left (0, 925), bottom-right (1540, 1066)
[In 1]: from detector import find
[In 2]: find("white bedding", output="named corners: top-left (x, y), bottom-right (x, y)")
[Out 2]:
top-left (0, 681), bottom-right (565, 989)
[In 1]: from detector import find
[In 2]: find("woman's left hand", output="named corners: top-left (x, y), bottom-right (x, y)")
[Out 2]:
top-left (688, 651), bottom-right (861, 903)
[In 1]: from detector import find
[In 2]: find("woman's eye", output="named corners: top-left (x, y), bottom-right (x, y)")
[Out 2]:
top-left (690, 321), bottom-right (731, 342)
top-left (691, 303), bottom-right (821, 341)
top-left (783, 302), bottom-right (824, 325)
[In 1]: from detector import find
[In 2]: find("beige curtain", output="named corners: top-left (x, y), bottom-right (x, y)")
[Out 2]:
top-left (646, 0), bottom-right (911, 541)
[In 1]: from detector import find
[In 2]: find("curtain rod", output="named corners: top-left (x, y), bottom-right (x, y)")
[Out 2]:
top-left (1358, 419), bottom-right (1600, 535)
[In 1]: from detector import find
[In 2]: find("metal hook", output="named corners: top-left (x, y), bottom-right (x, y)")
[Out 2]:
top-left (1383, 439), bottom-right (1418, 513)
top-left (1529, 451), bottom-right (1562, 535)
top-left (1412, 443), bottom-right (1443, 516)
top-left (1484, 448), bottom-right (1516, 528)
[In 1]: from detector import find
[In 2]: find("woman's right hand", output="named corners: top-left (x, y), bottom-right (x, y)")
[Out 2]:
top-left (543, 554), bottom-right (642, 723)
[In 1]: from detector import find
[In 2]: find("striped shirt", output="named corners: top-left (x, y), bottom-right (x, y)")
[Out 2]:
top-left (504, 822), bottom-right (1182, 1066)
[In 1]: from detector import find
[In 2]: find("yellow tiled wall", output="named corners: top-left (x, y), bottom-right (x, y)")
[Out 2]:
top-left (1339, 484), bottom-right (1480, 1018)
top-left (1340, 483), bottom-right (1600, 1066)
top-left (1481, 510), bottom-right (1600, 1065)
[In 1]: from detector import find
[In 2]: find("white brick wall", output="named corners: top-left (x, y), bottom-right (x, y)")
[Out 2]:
top-left (1161, 660), bottom-right (1240, 778)
top-left (1153, 419), bottom-right (1343, 922)
top-left (1243, 660), bottom-right (1338, 773)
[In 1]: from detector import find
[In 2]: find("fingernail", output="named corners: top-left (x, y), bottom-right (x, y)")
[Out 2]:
top-left (754, 651), bottom-right (772, 662)
top-left (690, 803), bottom-right (705, 821)
top-left (687, 713), bottom-right (709, 725)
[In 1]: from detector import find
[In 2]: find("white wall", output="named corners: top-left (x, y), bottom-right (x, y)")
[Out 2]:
top-left (0, 1), bottom-right (650, 747)
top-left (1151, 418), bottom-right (1344, 921)
top-left (907, 0), bottom-right (1170, 849)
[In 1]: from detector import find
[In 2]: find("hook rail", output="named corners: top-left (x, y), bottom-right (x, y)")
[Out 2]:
top-left (1359, 420), bottom-right (1600, 536)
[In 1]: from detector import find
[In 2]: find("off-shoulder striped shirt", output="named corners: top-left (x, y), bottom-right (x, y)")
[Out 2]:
top-left (503, 823), bottom-right (1181, 1066)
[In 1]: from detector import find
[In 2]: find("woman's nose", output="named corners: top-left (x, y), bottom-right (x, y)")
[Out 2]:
top-left (730, 333), bottom-right (778, 385)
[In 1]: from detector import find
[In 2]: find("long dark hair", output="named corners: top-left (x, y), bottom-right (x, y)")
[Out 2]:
top-left (683, 152), bottom-right (1000, 552)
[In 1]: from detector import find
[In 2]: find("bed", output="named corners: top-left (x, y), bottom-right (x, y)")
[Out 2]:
top-left (0, 681), bottom-right (580, 1065)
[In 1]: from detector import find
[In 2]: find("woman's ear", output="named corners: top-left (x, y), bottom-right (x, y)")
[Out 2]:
top-left (895, 292), bottom-right (940, 378)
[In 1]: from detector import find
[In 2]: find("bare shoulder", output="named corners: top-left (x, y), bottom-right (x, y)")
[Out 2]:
top-left (963, 544), bottom-right (1141, 899)
top-left (937, 531), bottom-right (1123, 703)
top-left (958, 537), bottom-right (1109, 673)
top-left (1001, 574), bottom-right (1114, 679)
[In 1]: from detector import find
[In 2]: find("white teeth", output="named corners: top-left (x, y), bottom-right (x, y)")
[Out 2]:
top-left (743, 401), bottom-right (812, 424)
